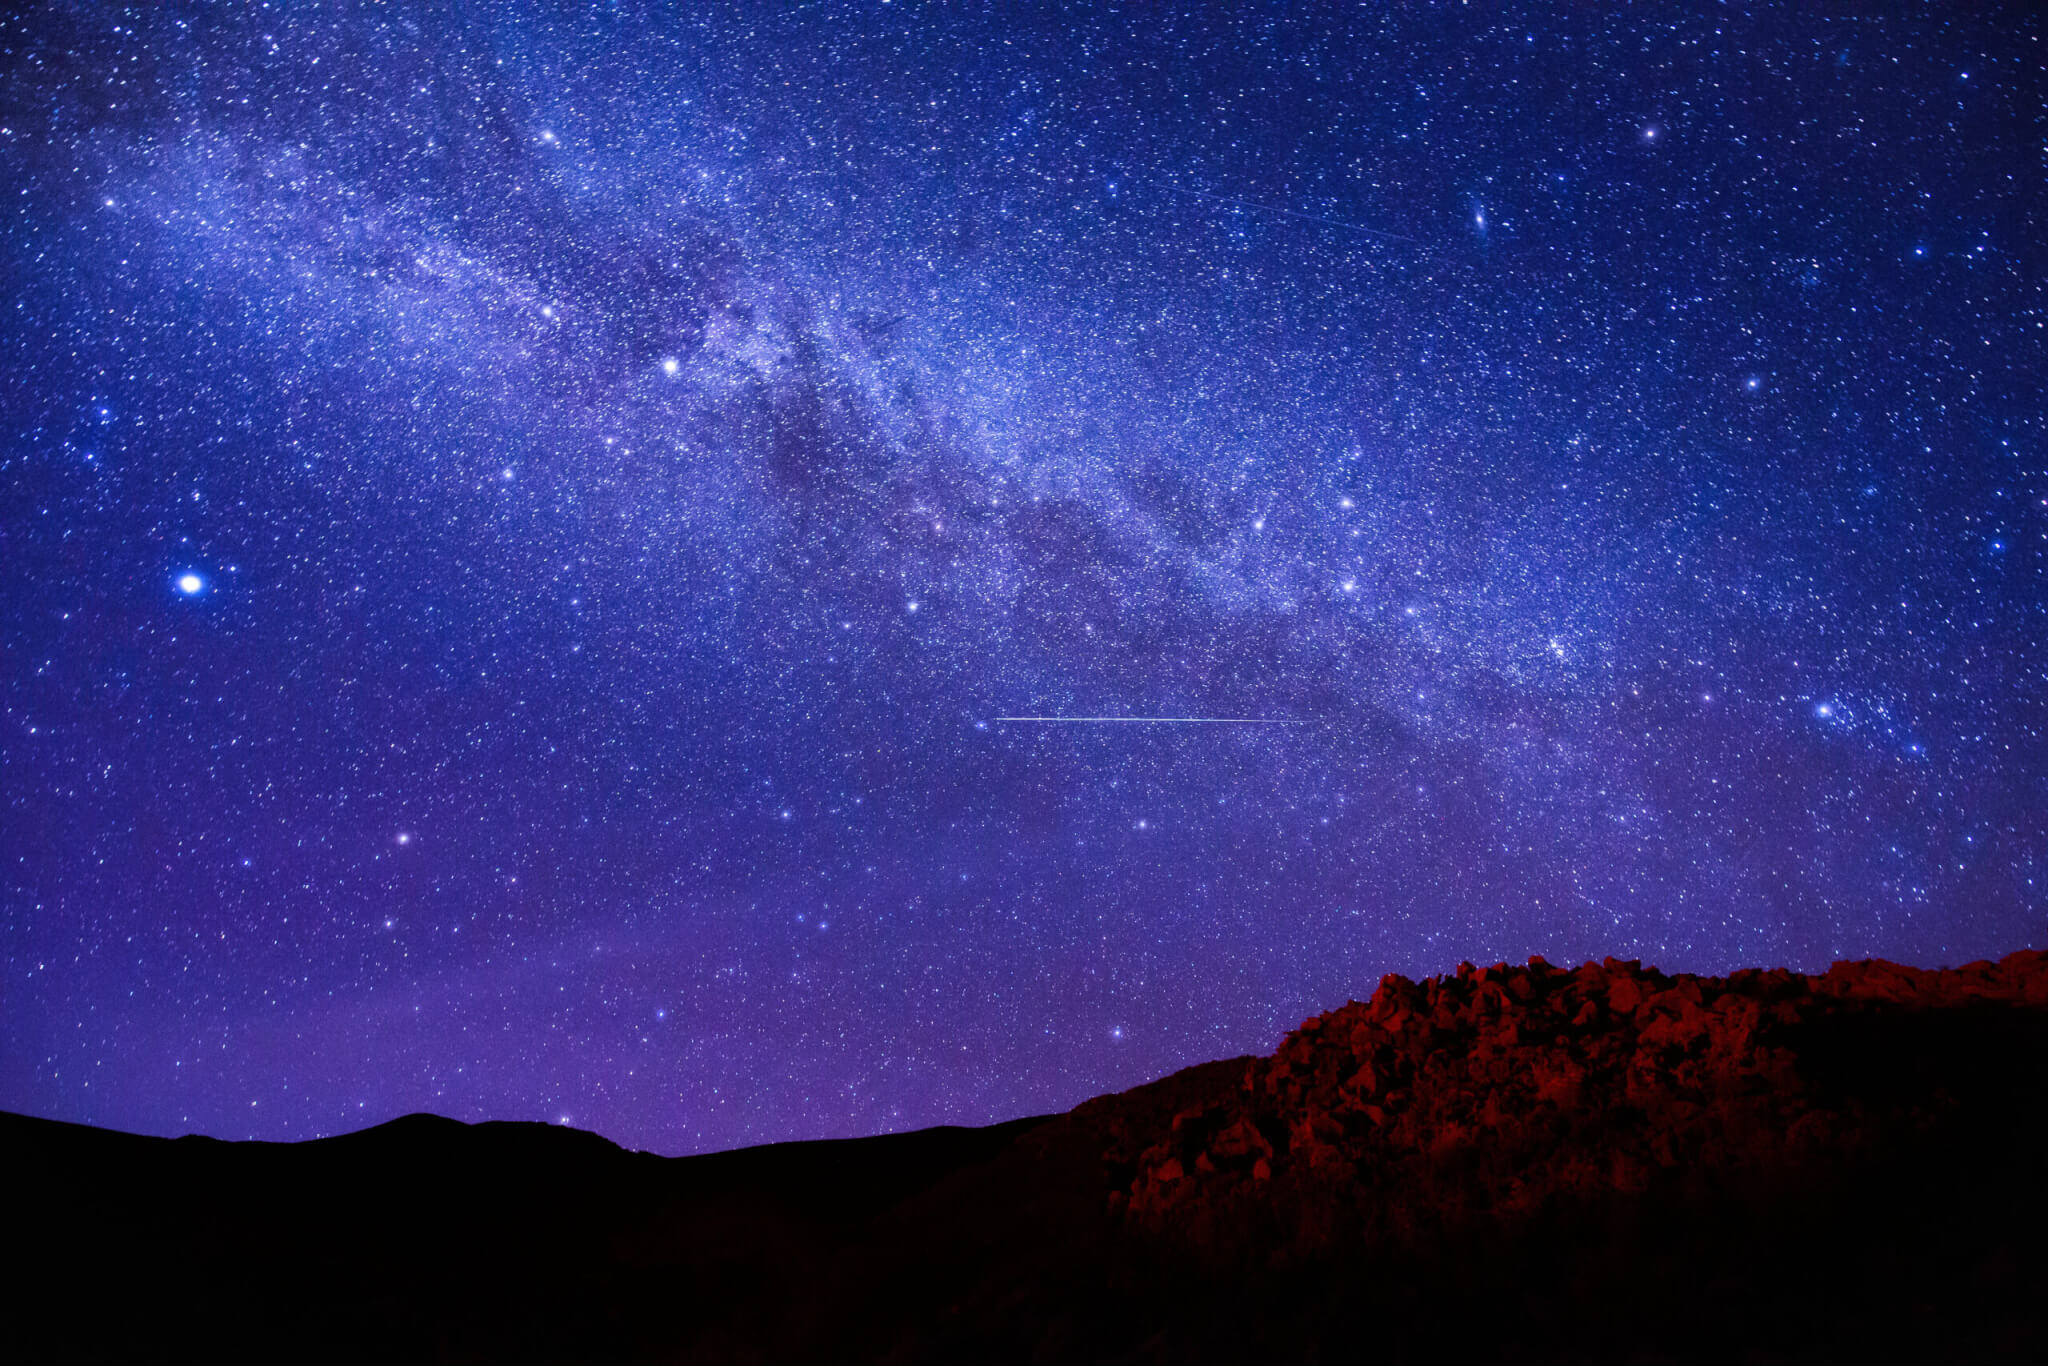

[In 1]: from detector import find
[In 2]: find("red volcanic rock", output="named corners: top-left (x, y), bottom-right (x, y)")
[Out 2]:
top-left (1114, 949), bottom-right (2048, 1248)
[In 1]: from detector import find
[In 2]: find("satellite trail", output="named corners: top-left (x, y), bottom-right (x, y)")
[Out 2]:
top-left (995, 716), bottom-right (1306, 725)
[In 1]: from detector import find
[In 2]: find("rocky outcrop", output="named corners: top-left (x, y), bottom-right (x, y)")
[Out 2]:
top-left (1109, 949), bottom-right (2048, 1250)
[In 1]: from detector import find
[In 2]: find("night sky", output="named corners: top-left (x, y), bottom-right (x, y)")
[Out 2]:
top-left (4, 3), bottom-right (2043, 1156)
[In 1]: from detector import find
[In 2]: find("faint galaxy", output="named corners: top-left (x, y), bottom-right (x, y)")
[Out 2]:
top-left (2, 3), bottom-right (2043, 1154)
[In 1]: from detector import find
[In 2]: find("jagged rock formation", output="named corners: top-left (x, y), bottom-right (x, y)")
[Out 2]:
top-left (1105, 950), bottom-right (2048, 1256)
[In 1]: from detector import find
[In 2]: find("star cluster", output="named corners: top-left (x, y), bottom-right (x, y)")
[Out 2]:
top-left (3, 2), bottom-right (2043, 1154)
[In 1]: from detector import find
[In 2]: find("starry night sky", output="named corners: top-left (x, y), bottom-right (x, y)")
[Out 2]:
top-left (4, 2), bottom-right (2044, 1155)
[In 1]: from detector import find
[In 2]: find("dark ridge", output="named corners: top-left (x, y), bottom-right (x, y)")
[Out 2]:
top-left (11, 950), bottom-right (2047, 1363)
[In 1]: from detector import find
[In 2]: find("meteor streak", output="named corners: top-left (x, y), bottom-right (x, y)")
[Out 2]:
top-left (995, 716), bottom-right (1307, 725)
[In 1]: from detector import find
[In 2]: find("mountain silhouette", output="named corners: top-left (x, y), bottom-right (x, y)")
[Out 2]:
top-left (11, 949), bottom-right (2045, 1363)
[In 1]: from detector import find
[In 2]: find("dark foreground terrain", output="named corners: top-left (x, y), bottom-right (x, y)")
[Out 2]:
top-left (10, 950), bottom-right (2047, 1363)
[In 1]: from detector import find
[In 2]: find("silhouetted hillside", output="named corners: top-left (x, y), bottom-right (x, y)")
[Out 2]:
top-left (10, 950), bottom-right (2046, 1363)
